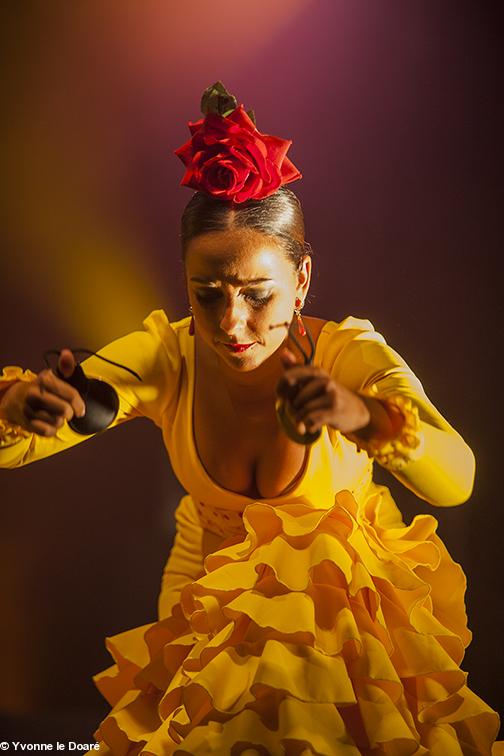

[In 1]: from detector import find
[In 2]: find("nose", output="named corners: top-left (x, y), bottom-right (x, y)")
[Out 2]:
top-left (219, 295), bottom-right (247, 335)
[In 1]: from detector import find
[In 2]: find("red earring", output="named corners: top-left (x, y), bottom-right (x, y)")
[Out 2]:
top-left (189, 307), bottom-right (195, 336)
top-left (294, 297), bottom-right (306, 337)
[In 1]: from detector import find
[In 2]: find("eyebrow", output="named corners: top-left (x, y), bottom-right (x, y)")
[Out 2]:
top-left (190, 276), bottom-right (274, 285)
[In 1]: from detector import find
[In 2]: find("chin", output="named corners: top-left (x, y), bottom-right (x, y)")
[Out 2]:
top-left (222, 353), bottom-right (264, 372)
top-left (219, 344), bottom-right (272, 372)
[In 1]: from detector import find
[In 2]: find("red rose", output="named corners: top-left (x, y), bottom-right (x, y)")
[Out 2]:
top-left (174, 105), bottom-right (301, 203)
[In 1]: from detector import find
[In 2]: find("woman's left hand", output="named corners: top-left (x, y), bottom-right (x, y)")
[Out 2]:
top-left (276, 348), bottom-right (371, 437)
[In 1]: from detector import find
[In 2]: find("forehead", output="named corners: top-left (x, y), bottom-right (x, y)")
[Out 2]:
top-left (185, 230), bottom-right (291, 281)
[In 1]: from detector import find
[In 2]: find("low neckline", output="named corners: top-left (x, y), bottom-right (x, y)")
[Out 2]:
top-left (188, 321), bottom-right (333, 503)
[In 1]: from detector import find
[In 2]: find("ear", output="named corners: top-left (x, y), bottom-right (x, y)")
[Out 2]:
top-left (296, 254), bottom-right (312, 302)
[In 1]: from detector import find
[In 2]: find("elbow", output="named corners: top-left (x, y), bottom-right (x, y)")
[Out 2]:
top-left (433, 486), bottom-right (473, 508)
top-left (451, 442), bottom-right (476, 505)
top-left (391, 420), bottom-right (477, 508)
top-left (0, 452), bottom-right (32, 470)
top-left (0, 436), bottom-right (37, 469)
top-left (430, 444), bottom-right (476, 507)
top-left (403, 430), bottom-right (476, 507)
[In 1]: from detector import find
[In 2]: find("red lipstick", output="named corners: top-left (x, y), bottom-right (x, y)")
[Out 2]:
top-left (223, 343), bottom-right (255, 353)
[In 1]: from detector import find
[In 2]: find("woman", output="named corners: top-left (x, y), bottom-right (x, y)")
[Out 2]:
top-left (0, 84), bottom-right (501, 754)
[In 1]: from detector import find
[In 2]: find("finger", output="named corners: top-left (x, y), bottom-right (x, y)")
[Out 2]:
top-left (57, 348), bottom-right (77, 379)
top-left (294, 419), bottom-right (307, 436)
top-left (299, 409), bottom-right (329, 434)
top-left (276, 375), bottom-right (299, 401)
top-left (27, 417), bottom-right (60, 437)
top-left (291, 377), bottom-right (330, 409)
top-left (24, 403), bottom-right (65, 425)
top-left (279, 347), bottom-right (299, 370)
top-left (277, 349), bottom-right (300, 399)
top-left (23, 406), bottom-right (65, 434)
top-left (36, 370), bottom-right (86, 417)
top-left (296, 395), bottom-right (333, 422)
top-left (276, 365), bottom-right (324, 398)
top-left (25, 390), bottom-right (74, 422)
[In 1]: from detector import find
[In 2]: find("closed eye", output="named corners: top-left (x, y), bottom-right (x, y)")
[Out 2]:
top-left (195, 289), bottom-right (222, 304)
top-left (243, 291), bottom-right (273, 306)
top-left (195, 289), bottom-right (273, 307)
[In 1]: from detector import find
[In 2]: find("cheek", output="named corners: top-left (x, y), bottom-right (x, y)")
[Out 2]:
top-left (253, 301), bottom-right (286, 330)
top-left (190, 300), bottom-right (215, 335)
top-left (257, 304), bottom-right (293, 347)
top-left (263, 294), bottom-right (294, 323)
top-left (195, 307), bottom-right (219, 334)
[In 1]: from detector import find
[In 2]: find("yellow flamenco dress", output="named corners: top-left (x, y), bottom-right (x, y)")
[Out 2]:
top-left (1, 311), bottom-right (501, 755)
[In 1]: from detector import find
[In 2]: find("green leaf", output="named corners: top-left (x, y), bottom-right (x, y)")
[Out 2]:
top-left (200, 81), bottom-right (237, 117)
top-left (246, 109), bottom-right (256, 126)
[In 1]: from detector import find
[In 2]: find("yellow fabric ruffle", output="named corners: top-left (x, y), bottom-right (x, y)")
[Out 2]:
top-left (88, 489), bottom-right (500, 755)
top-left (0, 366), bottom-right (38, 447)
top-left (360, 392), bottom-right (425, 472)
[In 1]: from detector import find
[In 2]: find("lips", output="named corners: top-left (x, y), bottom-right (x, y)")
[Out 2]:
top-left (222, 342), bottom-right (255, 353)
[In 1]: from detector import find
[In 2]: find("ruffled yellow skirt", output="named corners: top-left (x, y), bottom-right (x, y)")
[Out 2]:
top-left (88, 488), bottom-right (501, 755)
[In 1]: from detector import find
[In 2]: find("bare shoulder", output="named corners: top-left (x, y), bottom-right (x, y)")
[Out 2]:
top-left (286, 315), bottom-right (330, 363)
top-left (304, 315), bottom-right (329, 343)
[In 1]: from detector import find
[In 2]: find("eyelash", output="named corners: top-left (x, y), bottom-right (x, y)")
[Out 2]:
top-left (195, 291), bottom-right (273, 307)
top-left (245, 293), bottom-right (273, 307)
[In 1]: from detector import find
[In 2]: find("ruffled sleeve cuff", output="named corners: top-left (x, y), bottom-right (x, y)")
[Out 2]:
top-left (0, 366), bottom-right (38, 447)
top-left (357, 388), bottom-right (425, 472)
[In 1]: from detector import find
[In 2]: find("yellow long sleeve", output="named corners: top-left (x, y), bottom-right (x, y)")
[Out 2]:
top-left (0, 310), bottom-right (182, 469)
top-left (319, 317), bottom-right (475, 507)
top-left (2, 311), bottom-right (476, 509)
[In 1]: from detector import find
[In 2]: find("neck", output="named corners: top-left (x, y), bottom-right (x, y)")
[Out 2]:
top-left (195, 336), bottom-right (286, 400)
top-left (194, 315), bottom-right (324, 400)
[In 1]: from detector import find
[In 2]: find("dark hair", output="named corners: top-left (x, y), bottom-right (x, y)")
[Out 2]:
top-left (180, 186), bottom-right (312, 269)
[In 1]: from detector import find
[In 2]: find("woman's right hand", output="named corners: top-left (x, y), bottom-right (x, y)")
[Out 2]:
top-left (0, 349), bottom-right (86, 437)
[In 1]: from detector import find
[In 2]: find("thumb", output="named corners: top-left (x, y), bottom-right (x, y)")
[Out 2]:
top-left (280, 347), bottom-right (299, 371)
top-left (57, 348), bottom-right (77, 379)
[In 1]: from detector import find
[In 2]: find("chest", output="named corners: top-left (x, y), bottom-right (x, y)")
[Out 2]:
top-left (193, 377), bottom-right (308, 499)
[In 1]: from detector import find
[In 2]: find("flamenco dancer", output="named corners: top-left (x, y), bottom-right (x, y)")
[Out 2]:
top-left (0, 82), bottom-right (501, 754)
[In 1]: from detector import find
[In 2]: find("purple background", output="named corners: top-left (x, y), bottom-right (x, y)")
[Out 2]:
top-left (1, 0), bottom-right (502, 741)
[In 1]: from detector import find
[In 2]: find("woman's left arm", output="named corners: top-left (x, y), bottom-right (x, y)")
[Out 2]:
top-left (277, 319), bottom-right (475, 508)
top-left (352, 378), bottom-right (476, 508)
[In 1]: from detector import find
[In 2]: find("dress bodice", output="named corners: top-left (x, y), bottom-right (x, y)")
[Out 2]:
top-left (165, 319), bottom-right (374, 515)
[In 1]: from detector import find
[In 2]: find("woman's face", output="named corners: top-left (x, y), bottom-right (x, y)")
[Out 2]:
top-left (185, 228), bottom-right (311, 372)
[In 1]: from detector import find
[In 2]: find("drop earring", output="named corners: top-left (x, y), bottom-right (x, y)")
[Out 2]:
top-left (294, 297), bottom-right (306, 337)
top-left (189, 306), bottom-right (195, 336)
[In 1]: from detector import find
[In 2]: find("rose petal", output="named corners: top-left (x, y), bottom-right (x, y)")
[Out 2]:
top-left (205, 165), bottom-right (236, 192)
top-left (187, 118), bottom-right (204, 136)
top-left (201, 112), bottom-right (235, 136)
top-left (227, 104), bottom-right (258, 134)
top-left (280, 155), bottom-right (302, 183)
top-left (234, 172), bottom-right (264, 203)
top-left (202, 159), bottom-right (249, 196)
top-left (228, 145), bottom-right (258, 172)
top-left (181, 170), bottom-right (202, 190)
top-left (234, 138), bottom-right (267, 172)
top-left (258, 160), bottom-right (282, 196)
top-left (173, 138), bottom-right (195, 165)
top-left (261, 134), bottom-right (292, 165)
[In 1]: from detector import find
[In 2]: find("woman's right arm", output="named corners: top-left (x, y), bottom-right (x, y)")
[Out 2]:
top-left (1, 349), bottom-right (86, 432)
top-left (0, 309), bottom-right (181, 469)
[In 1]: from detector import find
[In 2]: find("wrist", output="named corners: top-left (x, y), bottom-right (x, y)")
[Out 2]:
top-left (351, 392), bottom-right (425, 471)
top-left (0, 389), bottom-right (32, 446)
top-left (0, 366), bottom-right (37, 432)
top-left (0, 384), bottom-right (16, 423)
top-left (352, 394), bottom-right (404, 442)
